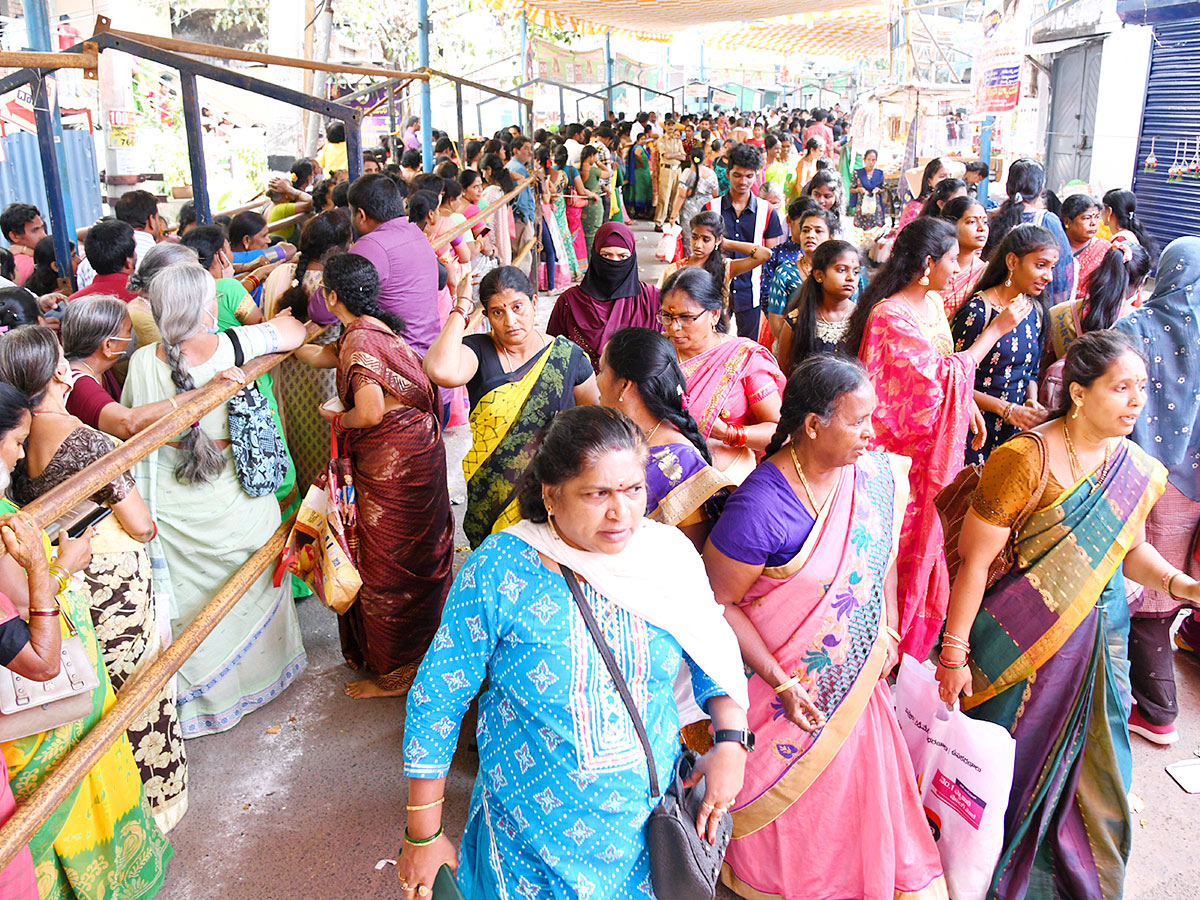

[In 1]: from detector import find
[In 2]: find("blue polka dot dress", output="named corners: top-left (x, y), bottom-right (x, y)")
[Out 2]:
top-left (403, 532), bottom-right (723, 899)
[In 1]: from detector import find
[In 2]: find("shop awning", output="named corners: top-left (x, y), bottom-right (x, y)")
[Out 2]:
top-left (487, 0), bottom-right (862, 40)
top-left (705, 6), bottom-right (891, 60)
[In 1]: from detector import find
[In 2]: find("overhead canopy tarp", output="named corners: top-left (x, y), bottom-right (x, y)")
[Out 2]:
top-left (488, 0), bottom-right (861, 39)
top-left (706, 6), bottom-right (891, 60)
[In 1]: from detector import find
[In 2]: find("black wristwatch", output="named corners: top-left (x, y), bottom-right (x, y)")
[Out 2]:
top-left (713, 729), bottom-right (756, 752)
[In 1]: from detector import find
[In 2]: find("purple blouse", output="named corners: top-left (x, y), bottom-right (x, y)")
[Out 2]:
top-left (708, 460), bottom-right (814, 568)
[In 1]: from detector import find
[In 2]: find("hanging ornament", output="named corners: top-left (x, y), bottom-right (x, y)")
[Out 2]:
top-left (1169, 139), bottom-right (1184, 182)
top-left (1191, 135), bottom-right (1200, 179)
top-left (1144, 136), bottom-right (1158, 171)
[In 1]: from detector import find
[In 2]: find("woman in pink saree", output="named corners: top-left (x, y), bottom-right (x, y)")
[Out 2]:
top-left (663, 267), bottom-right (785, 483)
top-left (847, 218), bottom-right (1028, 659)
top-left (705, 356), bottom-right (946, 900)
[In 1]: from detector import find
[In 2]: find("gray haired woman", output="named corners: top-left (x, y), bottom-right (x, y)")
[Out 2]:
top-left (0, 323), bottom-right (190, 832)
top-left (126, 241), bottom-right (199, 346)
top-left (63, 295), bottom-right (202, 438)
top-left (122, 262), bottom-right (310, 736)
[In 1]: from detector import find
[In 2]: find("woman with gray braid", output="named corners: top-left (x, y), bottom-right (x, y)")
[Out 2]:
top-left (122, 261), bottom-right (311, 736)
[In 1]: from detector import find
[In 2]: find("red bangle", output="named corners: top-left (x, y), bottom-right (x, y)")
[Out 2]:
top-left (332, 413), bottom-right (345, 433)
top-left (149, 521), bottom-right (158, 542)
top-left (29, 608), bottom-right (60, 617)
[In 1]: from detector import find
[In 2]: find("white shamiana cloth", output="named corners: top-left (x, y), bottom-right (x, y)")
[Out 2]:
top-left (506, 518), bottom-right (750, 711)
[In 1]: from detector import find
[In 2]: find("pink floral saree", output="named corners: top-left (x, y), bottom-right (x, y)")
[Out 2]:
top-left (722, 452), bottom-right (946, 900)
top-left (860, 297), bottom-right (976, 660)
top-left (679, 336), bottom-right (785, 481)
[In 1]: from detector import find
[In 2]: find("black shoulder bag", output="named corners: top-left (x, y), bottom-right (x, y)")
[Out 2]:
top-left (560, 565), bottom-right (731, 900)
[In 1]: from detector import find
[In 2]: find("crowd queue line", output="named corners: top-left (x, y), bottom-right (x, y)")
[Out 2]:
top-left (0, 103), bottom-right (1191, 900)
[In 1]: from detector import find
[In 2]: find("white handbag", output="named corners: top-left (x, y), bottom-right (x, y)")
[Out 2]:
top-left (0, 596), bottom-right (99, 742)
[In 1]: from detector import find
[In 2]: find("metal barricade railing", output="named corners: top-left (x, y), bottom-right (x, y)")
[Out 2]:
top-left (0, 178), bottom-right (536, 869)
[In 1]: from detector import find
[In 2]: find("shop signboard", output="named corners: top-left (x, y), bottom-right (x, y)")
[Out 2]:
top-left (973, 5), bottom-right (1022, 113)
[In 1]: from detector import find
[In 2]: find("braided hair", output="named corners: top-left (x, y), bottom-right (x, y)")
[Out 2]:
top-left (763, 354), bottom-right (870, 458)
top-left (148, 263), bottom-right (226, 484)
top-left (602, 327), bottom-right (710, 463)
top-left (321, 253), bottom-right (406, 335)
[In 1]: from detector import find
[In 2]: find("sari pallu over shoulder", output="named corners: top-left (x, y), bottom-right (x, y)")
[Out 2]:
top-left (680, 339), bottom-right (783, 440)
top-left (462, 336), bottom-right (576, 548)
top-left (730, 452), bottom-right (909, 839)
top-left (959, 438), bottom-right (1164, 900)
top-left (964, 439), bottom-right (1166, 709)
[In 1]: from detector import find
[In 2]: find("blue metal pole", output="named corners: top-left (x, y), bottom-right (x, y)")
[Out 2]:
top-left (179, 73), bottom-right (211, 225)
top-left (24, 0), bottom-right (76, 277)
top-left (418, 0), bottom-right (434, 171)
top-left (605, 31), bottom-right (614, 117)
top-left (31, 75), bottom-right (75, 291)
top-left (978, 115), bottom-right (994, 206)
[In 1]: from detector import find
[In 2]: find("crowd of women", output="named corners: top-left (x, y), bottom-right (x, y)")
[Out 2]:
top-left (0, 100), bottom-right (1195, 900)
top-left (397, 120), bottom-right (1200, 900)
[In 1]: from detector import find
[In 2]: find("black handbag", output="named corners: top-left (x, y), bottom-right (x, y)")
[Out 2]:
top-left (560, 566), bottom-right (731, 900)
top-left (225, 330), bottom-right (288, 498)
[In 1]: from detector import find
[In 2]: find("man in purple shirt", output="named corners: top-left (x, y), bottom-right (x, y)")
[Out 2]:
top-left (344, 173), bottom-right (440, 355)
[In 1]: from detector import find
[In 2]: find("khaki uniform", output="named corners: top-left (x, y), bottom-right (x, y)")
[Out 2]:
top-left (654, 132), bottom-right (685, 226)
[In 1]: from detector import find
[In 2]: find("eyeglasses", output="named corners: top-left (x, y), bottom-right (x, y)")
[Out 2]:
top-left (657, 310), bottom-right (707, 326)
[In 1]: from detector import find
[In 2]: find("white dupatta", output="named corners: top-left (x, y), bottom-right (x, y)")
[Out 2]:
top-left (506, 518), bottom-right (749, 711)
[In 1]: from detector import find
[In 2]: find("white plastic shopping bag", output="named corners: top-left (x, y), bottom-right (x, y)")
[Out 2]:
top-left (893, 654), bottom-right (1016, 900)
top-left (655, 223), bottom-right (682, 262)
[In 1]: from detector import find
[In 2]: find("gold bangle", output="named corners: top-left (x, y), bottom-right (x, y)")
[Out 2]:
top-left (169, 396), bottom-right (179, 411)
top-left (886, 626), bottom-right (901, 643)
top-left (773, 673), bottom-right (802, 695)
top-left (47, 565), bottom-right (70, 595)
top-left (405, 797), bottom-right (445, 812)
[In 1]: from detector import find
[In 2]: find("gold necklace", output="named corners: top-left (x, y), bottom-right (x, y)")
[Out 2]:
top-left (75, 361), bottom-right (100, 381)
top-left (644, 420), bottom-right (663, 446)
top-left (1062, 420), bottom-right (1112, 494)
top-left (789, 443), bottom-right (824, 513)
top-left (498, 334), bottom-right (546, 373)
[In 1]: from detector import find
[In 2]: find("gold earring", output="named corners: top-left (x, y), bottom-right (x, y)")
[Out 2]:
top-left (1005, 271), bottom-right (1013, 288)
top-left (918, 266), bottom-right (931, 286)
top-left (1071, 402), bottom-right (1081, 419)
top-left (616, 389), bottom-right (626, 403)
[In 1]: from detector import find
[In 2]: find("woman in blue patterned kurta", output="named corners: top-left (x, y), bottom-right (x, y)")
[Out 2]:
top-left (397, 407), bottom-right (751, 899)
top-left (951, 225), bottom-right (1058, 465)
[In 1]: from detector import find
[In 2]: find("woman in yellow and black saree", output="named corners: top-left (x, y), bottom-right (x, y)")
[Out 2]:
top-left (937, 331), bottom-right (1200, 900)
top-left (424, 266), bottom-right (598, 548)
top-left (704, 357), bottom-right (946, 900)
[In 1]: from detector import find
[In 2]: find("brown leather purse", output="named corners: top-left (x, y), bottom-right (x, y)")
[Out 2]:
top-left (935, 431), bottom-right (1050, 590)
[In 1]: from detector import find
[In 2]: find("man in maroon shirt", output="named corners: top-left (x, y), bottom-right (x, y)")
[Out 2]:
top-left (67, 220), bottom-right (139, 302)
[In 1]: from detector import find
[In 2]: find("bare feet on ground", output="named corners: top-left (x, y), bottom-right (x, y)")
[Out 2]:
top-left (344, 679), bottom-right (408, 699)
